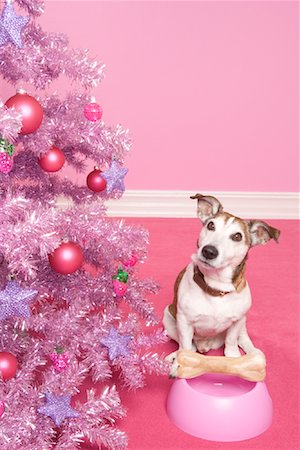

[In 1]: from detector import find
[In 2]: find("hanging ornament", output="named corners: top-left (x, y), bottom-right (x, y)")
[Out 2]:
top-left (5, 89), bottom-right (43, 135)
top-left (37, 392), bottom-right (80, 426)
top-left (112, 268), bottom-right (129, 297)
top-left (101, 160), bottom-right (128, 194)
top-left (100, 327), bottom-right (132, 360)
top-left (0, 351), bottom-right (18, 381)
top-left (86, 167), bottom-right (107, 192)
top-left (0, 400), bottom-right (4, 418)
top-left (0, 280), bottom-right (38, 321)
top-left (49, 347), bottom-right (70, 372)
top-left (48, 241), bottom-right (84, 275)
top-left (0, 0), bottom-right (29, 49)
top-left (0, 134), bottom-right (15, 174)
top-left (123, 253), bottom-right (138, 268)
top-left (38, 146), bottom-right (65, 172)
top-left (0, 135), bottom-right (15, 156)
top-left (0, 152), bottom-right (13, 174)
top-left (84, 97), bottom-right (103, 122)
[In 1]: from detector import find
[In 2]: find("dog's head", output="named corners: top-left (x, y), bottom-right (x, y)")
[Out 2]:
top-left (191, 194), bottom-right (280, 273)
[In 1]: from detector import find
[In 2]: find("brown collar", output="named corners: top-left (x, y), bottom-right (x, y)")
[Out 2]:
top-left (193, 263), bottom-right (246, 297)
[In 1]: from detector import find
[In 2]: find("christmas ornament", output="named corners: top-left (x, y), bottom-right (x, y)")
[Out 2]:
top-left (100, 327), bottom-right (132, 360)
top-left (123, 253), bottom-right (138, 268)
top-left (0, 280), bottom-right (38, 321)
top-left (84, 99), bottom-right (103, 122)
top-left (0, 0), bottom-right (29, 48)
top-left (101, 160), bottom-right (128, 194)
top-left (112, 268), bottom-right (129, 297)
top-left (5, 90), bottom-right (43, 135)
top-left (0, 151), bottom-right (13, 174)
top-left (37, 392), bottom-right (80, 426)
top-left (48, 241), bottom-right (84, 275)
top-left (0, 400), bottom-right (4, 417)
top-left (38, 146), bottom-right (65, 172)
top-left (0, 351), bottom-right (18, 381)
top-left (49, 347), bottom-right (70, 372)
top-left (86, 167), bottom-right (107, 192)
top-left (0, 135), bottom-right (15, 156)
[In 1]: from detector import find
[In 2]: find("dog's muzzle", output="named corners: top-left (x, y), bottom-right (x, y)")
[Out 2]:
top-left (201, 245), bottom-right (219, 260)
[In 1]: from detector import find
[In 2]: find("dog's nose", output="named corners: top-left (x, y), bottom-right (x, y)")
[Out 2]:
top-left (202, 245), bottom-right (219, 260)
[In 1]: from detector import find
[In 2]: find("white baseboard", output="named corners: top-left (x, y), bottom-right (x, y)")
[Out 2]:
top-left (106, 190), bottom-right (299, 219)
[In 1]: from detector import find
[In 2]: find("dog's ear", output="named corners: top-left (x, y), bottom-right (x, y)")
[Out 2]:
top-left (190, 194), bottom-right (223, 223)
top-left (248, 220), bottom-right (280, 246)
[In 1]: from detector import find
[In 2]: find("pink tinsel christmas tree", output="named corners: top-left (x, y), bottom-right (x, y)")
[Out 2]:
top-left (0, 1), bottom-right (168, 448)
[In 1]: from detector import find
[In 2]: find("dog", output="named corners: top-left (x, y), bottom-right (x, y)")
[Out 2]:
top-left (163, 194), bottom-right (280, 365)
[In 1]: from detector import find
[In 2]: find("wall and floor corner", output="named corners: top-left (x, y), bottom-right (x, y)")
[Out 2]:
top-left (1, 0), bottom-right (299, 219)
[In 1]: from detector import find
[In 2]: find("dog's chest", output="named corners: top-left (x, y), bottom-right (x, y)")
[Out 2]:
top-left (178, 269), bottom-right (251, 336)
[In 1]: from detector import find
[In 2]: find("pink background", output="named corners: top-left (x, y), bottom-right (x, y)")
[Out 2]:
top-left (1, 1), bottom-right (299, 192)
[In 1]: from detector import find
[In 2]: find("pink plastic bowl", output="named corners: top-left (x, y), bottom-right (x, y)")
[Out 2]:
top-left (166, 373), bottom-right (273, 442)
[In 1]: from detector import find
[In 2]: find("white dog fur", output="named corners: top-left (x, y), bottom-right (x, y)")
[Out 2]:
top-left (163, 194), bottom-right (280, 363)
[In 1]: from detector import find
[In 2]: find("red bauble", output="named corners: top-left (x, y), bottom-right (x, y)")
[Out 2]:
top-left (84, 102), bottom-right (103, 122)
top-left (38, 146), bottom-right (65, 172)
top-left (0, 352), bottom-right (18, 381)
top-left (49, 241), bottom-right (84, 275)
top-left (86, 168), bottom-right (107, 192)
top-left (5, 90), bottom-right (43, 135)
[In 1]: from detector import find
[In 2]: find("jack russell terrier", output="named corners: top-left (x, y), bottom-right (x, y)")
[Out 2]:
top-left (163, 194), bottom-right (280, 365)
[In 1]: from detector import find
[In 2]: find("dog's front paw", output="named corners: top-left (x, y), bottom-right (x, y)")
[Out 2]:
top-left (165, 351), bottom-right (180, 378)
top-left (224, 346), bottom-right (241, 358)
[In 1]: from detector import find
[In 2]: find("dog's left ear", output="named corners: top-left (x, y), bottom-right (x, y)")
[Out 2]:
top-left (190, 194), bottom-right (223, 223)
top-left (248, 220), bottom-right (280, 246)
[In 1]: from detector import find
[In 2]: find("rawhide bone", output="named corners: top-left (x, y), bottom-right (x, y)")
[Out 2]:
top-left (175, 350), bottom-right (266, 382)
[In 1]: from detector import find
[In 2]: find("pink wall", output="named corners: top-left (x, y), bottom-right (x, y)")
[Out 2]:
top-left (1, 1), bottom-right (299, 192)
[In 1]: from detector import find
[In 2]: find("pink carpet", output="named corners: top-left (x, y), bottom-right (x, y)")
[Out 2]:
top-left (82, 218), bottom-right (299, 450)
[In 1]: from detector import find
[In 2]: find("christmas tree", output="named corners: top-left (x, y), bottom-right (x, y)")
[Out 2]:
top-left (0, 1), bottom-right (168, 448)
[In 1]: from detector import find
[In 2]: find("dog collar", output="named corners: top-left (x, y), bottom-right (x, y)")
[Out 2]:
top-left (193, 265), bottom-right (231, 297)
top-left (193, 264), bottom-right (247, 297)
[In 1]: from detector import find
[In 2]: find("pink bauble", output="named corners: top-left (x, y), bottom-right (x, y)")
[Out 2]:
top-left (49, 351), bottom-right (70, 372)
top-left (84, 102), bottom-right (103, 122)
top-left (0, 352), bottom-right (18, 381)
top-left (0, 153), bottom-right (13, 174)
top-left (86, 168), bottom-right (107, 192)
top-left (5, 91), bottom-right (43, 135)
top-left (123, 254), bottom-right (138, 268)
top-left (113, 279), bottom-right (128, 297)
top-left (38, 146), bottom-right (65, 172)
top-left (49, 242), bottom-right (84, 275)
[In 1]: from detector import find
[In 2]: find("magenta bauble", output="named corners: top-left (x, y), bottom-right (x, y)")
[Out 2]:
top-left (5, 91), bottom-right (43, 135)
top-left (0, 152), bottom-right (13, 174)
top-left (38, 146), bottom-right (65, 172)
top-left (86, 168), bottom-right (107, 192)
top-left (84, 102), bottom-right (103, 122)
top-left (0, 352), bottom-right (18, 381)
top-left (48, 241), bottom-right (84, 275)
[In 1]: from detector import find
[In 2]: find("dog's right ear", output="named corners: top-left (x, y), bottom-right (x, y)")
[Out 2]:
top-left (190, 194), bottom-right (223, 223)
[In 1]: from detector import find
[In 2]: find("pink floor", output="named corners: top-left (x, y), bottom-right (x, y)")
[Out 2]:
top-left (83, 218), bottom-right (299, 450)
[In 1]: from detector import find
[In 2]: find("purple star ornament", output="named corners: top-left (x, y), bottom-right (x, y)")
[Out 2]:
top-left (0, 0), bottom-right (29, 48)
top-left (37, 392), bottom-right (80, 427)
top-left (101, 160), bottom-right (128, 194)
top-left (100, 327), bottom-right (132, 360)
top-left (0, 281), bottom-right (38, 321)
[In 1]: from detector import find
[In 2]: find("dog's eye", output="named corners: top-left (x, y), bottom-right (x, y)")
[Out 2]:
top-left (231, 232), bottom-right (243, 242)
top-left (207, 221), bottom-right (215, 231)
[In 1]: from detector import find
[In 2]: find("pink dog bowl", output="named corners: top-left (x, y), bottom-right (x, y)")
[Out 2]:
top-left (166, 373), bottom-right (273, 442)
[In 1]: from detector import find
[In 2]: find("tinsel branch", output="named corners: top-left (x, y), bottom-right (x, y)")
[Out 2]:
top-left (0, 103), bottom-right (22, 141)
top-left (15, 0), bottom-right (45, 16)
